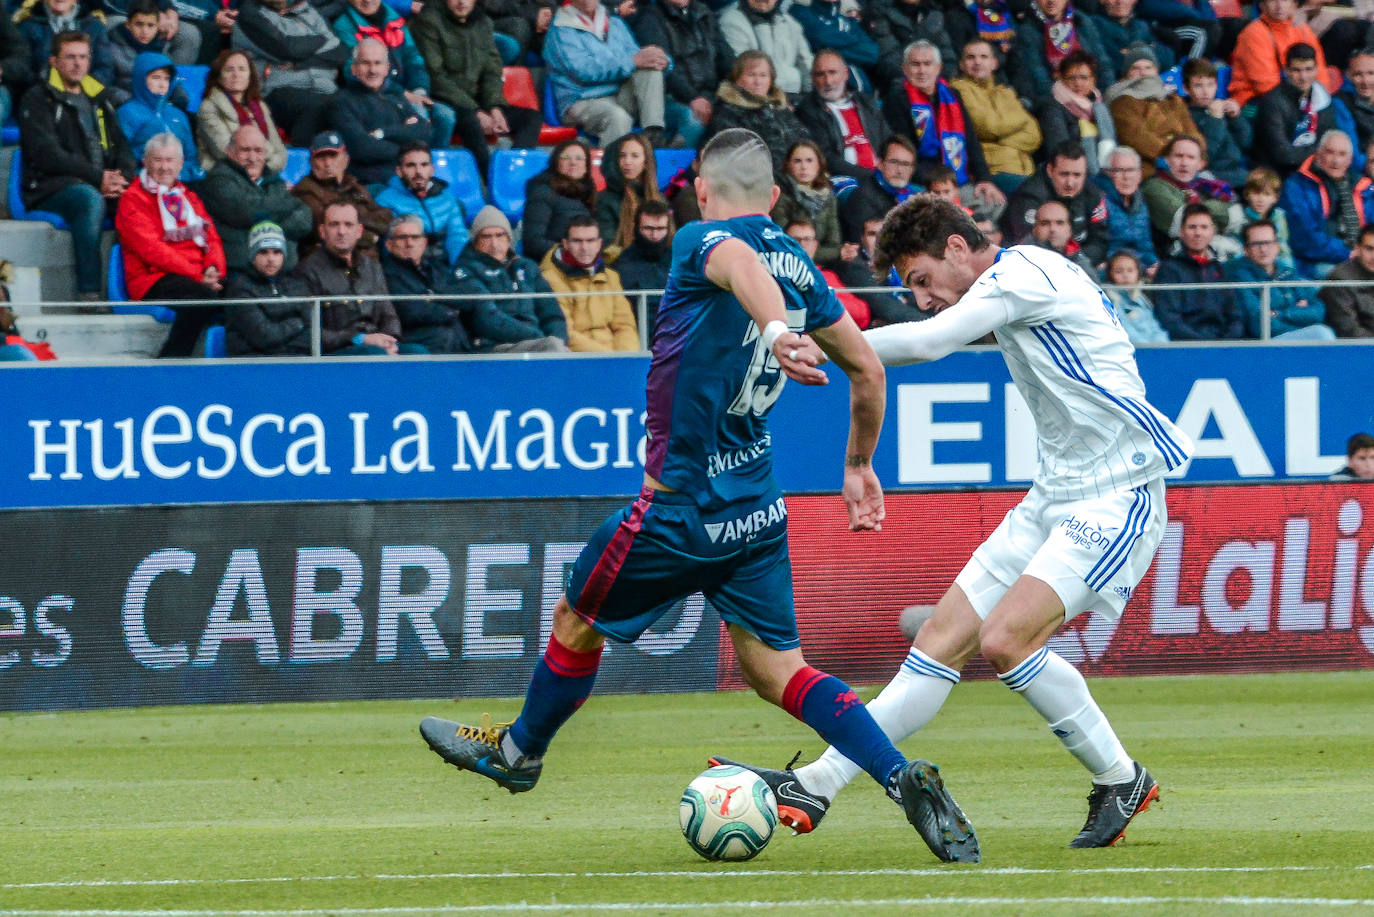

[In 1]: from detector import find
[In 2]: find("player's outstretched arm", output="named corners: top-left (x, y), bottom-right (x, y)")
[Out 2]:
top-left (704, 237), bottom-right (828, 386)
top-left (862, 293), bottom-right (1009, 366)
top-left (812, 312), bottom-right (885, 532)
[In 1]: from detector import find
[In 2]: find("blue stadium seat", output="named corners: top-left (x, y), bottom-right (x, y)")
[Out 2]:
top-left (9, 149), bottom-right (70, 229)
top-left (1162, 65), bottom-right (1184, 96)
top-left (1216, 63), bottom-right (1232, 100)
top-left (107, 244), bottom-right (176, 322)
top-left (431, 147), bottom-right (486, 222)
top-left (490, 148), bottom-right (549, 223)
top-left (654, 149), bottom-right (695, 190)
top-left (203, 324), bottom-right (226, 357)
top-left (282, 147), bottom-right (310, 185)
top-left (542, 78), bottom-right (562, 128)
top-left (178, 64), bottom-right (210, 114)
top-left (1, 118), bottom-right (17, 145)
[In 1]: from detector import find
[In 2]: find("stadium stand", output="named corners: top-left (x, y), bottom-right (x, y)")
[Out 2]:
top-left (502, 67), bottom-right (577, 146)
top-left (179, 65), bottom-right (211, 115)
top-left (490, 148), bottom-right (549, 223)
top-left (282, 148), bottom-right (312, 187)
top-left (430, 148), bottom-right (486, 224)
top-left (106, 244), bottom-right (176, 323)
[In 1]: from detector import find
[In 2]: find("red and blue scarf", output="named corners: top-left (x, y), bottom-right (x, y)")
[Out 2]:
top-left (904, 80), bottom-right (969, 183)
top-left (971, 0), bottom-right (1015, 50)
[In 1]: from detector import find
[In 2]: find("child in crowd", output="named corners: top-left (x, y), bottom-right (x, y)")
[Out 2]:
top-left (926, 166), bottom-right (975, 215)
top-left (117, 52), bottom-right (205, 183)
top-left (107, 0), bottom-right (198, 108)
top-left (1104, 250), bottom-right (1169, 344)
top-left (1239, 167), bottom-right (1294, 271)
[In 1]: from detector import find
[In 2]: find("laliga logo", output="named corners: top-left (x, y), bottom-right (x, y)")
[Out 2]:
top-left (710, 783), bottom-right (744, 817)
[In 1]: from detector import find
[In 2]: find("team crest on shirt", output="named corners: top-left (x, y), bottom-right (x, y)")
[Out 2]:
top-left (1132, 452), bottom-right (1147, 466)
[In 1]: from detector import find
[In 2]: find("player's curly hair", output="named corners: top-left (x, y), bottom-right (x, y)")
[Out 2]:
top-left (872, 194), bottom-right (988, 281)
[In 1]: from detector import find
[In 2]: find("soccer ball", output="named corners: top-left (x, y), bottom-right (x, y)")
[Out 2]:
top-left (679, 765), bottom-right (778, 861)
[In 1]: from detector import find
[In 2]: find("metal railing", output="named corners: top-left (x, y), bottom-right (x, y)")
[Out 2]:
top-left (5, 278), bottom-right (1372, 363)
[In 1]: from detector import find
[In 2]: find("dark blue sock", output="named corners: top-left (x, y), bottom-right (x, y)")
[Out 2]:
top-left (783, 665), bottom-right (907, 789)
top-left (507, 636), bottom-right (603, 758)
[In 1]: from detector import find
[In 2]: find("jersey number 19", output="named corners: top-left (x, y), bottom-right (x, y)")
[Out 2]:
top-left (727, 314), bottom-right (805, 417)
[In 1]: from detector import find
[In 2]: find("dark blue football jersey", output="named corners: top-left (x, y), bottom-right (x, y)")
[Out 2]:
top-left (643, 215), bottom-right (846, 509)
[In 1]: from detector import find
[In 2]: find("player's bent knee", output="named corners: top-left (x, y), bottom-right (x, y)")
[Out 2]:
top-left (978, 620), bottom-right (1035, 674)
top-left (551, 598), bottom-right (605, 653)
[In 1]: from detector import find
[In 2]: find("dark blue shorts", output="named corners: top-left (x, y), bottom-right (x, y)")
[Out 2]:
top-left (565, 487), bottom-right (799, 650)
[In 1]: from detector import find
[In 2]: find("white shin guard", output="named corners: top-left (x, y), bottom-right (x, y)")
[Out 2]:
top-left (1000, 647), bottom-right (1135, 785)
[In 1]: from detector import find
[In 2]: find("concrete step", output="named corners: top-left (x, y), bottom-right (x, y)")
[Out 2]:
top-left (19, 313), bottom-right (169, 360)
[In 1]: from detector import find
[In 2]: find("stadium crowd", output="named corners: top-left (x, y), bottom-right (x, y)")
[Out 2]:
top-left (6, 0), bottom-right (1374, 356)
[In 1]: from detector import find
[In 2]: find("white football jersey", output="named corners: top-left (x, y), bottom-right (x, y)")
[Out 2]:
top-left (969, 246), bottom-right (1194, 501)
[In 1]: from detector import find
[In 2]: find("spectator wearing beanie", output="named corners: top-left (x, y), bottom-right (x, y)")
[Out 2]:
top-left (1105, 45), bottom-right (1199, 182)
top-left (224, 220), bottom-right (313, 356)
top-left (453, 204), bottom-right (570, 352)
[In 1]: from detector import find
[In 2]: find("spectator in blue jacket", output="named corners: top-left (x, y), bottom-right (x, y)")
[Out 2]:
top-left (374, 141), bottom-right (470, 264)
top-left (452, 205), bottom-right (571, 352)
top-left (788, 0), bottom-right (879, 82)
top-left (1153, 203), bottom-right (1246, 340)
top-left (17, 0), bottom-right (114, 93)
top-left (106, 0), bottom-right (199, 107)
top-left (117, 51), bottom-right (204, 182)
top-left (544, 0), bottom-right (668, 147)
top-left (1097, 146), bottom-right (1158, 273)
top-left (1224, 218), bottom-right (1336, 339)
top-left (1278, 130), bottom-right (1374, 278)
top-left (1104, 250), bottom-right (1169, 343)
top-left (332, 0), bottom-right (456, 147)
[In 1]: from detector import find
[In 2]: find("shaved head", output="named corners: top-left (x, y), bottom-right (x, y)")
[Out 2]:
top-left (698, 128), bottom-right (774, 208)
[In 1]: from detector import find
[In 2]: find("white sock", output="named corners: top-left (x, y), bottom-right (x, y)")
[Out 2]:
top-left (794, 647), bottom-right (959, 800)
top-left (999, 647), bottom-right (1135, 785)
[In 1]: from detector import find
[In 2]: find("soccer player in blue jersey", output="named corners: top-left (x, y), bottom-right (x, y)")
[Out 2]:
top-left (419, 129), bottom-right (980, 863)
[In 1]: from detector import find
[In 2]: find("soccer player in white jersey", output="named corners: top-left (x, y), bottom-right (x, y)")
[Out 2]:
top-left (714, 194), bottom-right (1194, 849)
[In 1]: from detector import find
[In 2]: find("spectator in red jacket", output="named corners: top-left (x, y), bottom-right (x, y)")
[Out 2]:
top-left (785, 217), bottom-right (870, 328)
top-left (116, 131), bottom-right (227, 357)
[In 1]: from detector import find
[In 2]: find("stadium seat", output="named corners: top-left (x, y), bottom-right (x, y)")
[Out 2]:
top-left (178, 64), bottom-right (210, 114)
top-left (9, 150), bottom-right (70, 229)
top-left (431, 147), bottom-right (486, 222)
top-left (282, 147), bottom-right (311, 185)
top-left (203, 324), bottom-right (227, 357)
top-left (1162, 65), bottom-right (1184, 96)
top-left (502, 66), bottom-right (577, 145)
top-left (107, 244), bottom-right (176, 322)
top-left (489, 148), bottom-right (549, 222)
top-left (655, 149), bottom-right (695, 191)
top-left (1, 117), bottom-right (17, 145)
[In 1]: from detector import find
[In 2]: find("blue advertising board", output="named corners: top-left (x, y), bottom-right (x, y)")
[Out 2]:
top-left (1, 345), bottom-right (1371, 509)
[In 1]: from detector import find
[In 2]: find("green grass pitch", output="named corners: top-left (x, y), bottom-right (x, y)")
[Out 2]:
top-left (2, 671), bottom-right (1372, 916)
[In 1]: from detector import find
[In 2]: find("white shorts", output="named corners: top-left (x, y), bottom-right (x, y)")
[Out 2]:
top-left (954, 478), bottom-right (1167, 622)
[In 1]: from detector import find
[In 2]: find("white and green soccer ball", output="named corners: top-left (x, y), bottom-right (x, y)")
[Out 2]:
top-left (679, 765), bottom-right (778, 861)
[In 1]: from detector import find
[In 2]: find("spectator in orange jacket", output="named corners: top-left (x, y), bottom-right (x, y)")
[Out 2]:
top-left (1228, 0), bottom-right (1339, 107)
top-left (116, 131), bottom-right (227, 358)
